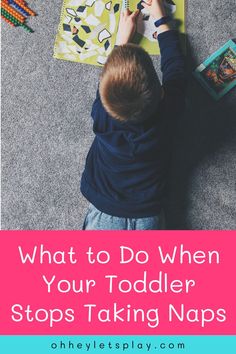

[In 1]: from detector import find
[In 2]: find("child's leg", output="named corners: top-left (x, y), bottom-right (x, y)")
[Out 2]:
top-left (133, 211), bottom-right (166, 230)
top-left (82, 204), bottom-right (128, 230)
top-left (82, 204), bottom-right (165, 230)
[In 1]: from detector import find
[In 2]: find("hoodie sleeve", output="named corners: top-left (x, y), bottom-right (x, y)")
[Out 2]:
top-left (157, 30), bottom-right (187, 118)
top-left (158, 30), bottom-right (186, 84)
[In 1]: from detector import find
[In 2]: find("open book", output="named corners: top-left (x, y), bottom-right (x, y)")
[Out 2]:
top-left (54, 0), bottom-right (185, 66)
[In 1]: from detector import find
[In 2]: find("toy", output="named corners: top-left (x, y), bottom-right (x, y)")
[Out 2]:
top-left (1, 1), bottom-right (25, 22)
top-left (194, 40), bottom-right (236, 100)
top-left (11, 0), bottom-right (36, 16)
top-left (1, 6), bottom-right (33, 31)
top-left (1, 13), bottom-right (15, 26)
top-left (0, 0), bottom-right (36, 32)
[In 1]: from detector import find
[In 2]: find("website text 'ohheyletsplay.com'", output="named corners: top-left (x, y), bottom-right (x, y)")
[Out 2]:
top-left (50, 339), bottom-right (185, 352)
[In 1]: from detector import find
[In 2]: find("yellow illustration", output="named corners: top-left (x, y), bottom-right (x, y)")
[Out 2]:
top-left (54, 0), bottom-right (185, 65)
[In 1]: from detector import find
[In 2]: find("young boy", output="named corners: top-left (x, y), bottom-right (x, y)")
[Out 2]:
top-left (81, 0), bottom-right (186, 230)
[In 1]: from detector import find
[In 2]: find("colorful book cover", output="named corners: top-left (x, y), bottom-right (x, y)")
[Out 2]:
top-left (53, 0), bottom-right (185, 65)
top-left (193, 40), bottom-right (236, 100)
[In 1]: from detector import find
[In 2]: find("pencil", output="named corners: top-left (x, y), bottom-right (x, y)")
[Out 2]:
top-left (1, 13), bottom-right (16, 26)
top-left (1, 1), bottom-right (25, 22)
top-left (13, 0), bottom-right (36, 16)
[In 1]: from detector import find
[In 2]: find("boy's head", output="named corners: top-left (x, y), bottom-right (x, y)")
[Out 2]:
top-left (99, 44), bottom-right (162, 123)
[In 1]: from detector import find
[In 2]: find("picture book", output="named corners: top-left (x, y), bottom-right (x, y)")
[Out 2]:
top-left (54, 0), bottom-right (185, 66)
top-left (194, 40), bottom-right (236, 100)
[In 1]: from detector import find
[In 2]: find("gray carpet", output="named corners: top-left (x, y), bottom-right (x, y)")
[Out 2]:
top-left (1, 0), bottom-right (236, 230)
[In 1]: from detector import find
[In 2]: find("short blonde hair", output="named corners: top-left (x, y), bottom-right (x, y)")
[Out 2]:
top-left (99, 44), bottom-right (162, 123)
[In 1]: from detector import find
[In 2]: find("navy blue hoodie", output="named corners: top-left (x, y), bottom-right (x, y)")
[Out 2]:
top-left (81, 30), bottom-right (186, 218)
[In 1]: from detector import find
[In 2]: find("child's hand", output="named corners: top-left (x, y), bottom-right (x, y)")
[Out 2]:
top-left (116, 9), bottom-right (140, 46)
top-left (142, 0), bottom-right (166, 20)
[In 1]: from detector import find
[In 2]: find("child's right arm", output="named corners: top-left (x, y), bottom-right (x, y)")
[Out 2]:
top-left (143, 0), bottom-right (185, 85)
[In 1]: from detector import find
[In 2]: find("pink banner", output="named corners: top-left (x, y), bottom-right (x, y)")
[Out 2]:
top-left (0, 231), bottom-right (235, 335)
